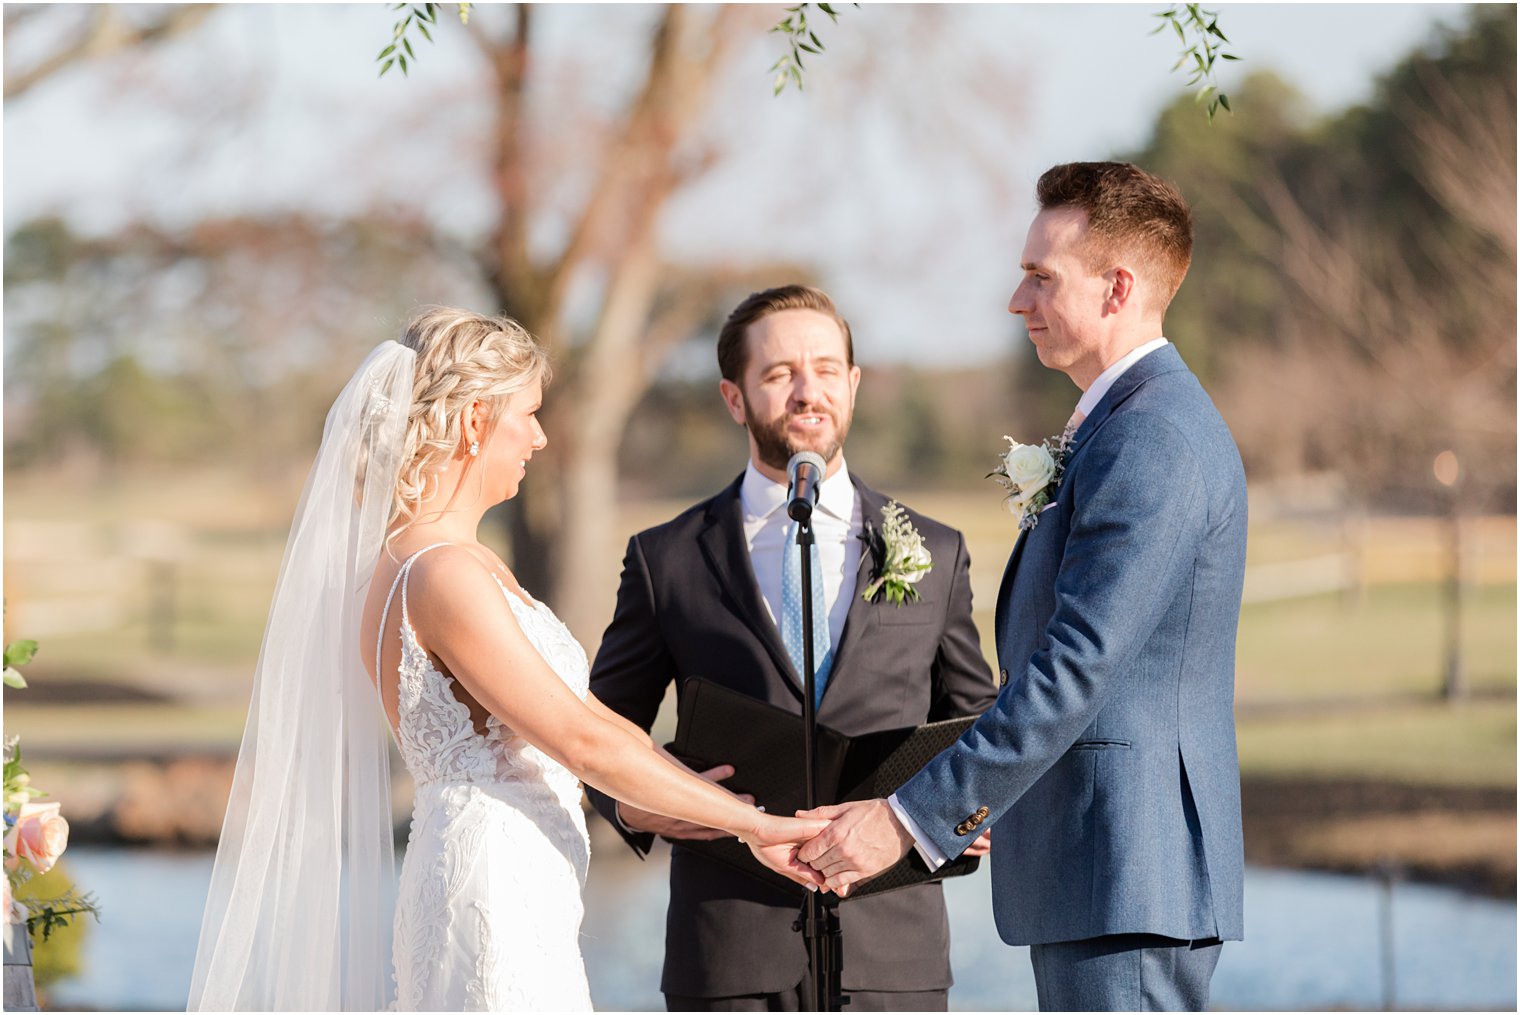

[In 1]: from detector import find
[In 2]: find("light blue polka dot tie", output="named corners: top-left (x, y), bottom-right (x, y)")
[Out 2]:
top-left (781, 519), bottom-right (833, 708)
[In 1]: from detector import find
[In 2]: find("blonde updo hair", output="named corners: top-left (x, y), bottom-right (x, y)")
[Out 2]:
top-left (389, 306), bottom-right (551, 539)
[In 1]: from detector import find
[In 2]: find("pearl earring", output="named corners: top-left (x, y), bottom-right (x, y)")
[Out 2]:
top-left (469, 441), bottom-right (480, 457)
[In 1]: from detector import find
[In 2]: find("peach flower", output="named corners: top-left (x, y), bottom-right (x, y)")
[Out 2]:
top-left (7, 801), bottom-right (69, 875)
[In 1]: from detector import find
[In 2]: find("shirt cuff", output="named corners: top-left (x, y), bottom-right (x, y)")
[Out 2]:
top-left (887, 792), bottom-right (947, 871)
top-left (612, 801), bottom-right (636, 837)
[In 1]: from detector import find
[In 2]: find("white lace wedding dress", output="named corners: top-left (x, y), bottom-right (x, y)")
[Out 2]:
top-left (378, 543), bottom-right (594, 1011)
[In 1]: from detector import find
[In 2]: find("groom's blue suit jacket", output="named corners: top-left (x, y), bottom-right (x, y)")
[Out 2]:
top-left (896, 344), bottom-right (1248, 946)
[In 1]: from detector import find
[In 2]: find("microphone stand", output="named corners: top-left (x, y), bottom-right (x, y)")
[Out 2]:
top-left (793, 515), bottom-right (844, 1012)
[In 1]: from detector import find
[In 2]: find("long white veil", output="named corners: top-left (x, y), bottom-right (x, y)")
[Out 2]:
top-left (189, 341), bottom-right (416, 1011)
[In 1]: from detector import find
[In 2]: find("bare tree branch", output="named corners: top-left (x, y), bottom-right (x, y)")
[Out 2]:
top-left (481, 5), bottom-right (542, 330)
top-left (1218, 151), bottom-right (1515, 504)
top-left (4, 4), bottom-right (216, 101)
top-left (530, 9), bottom-right (681, 332)
top-left (1400, 65), bottom-right (1517, 260)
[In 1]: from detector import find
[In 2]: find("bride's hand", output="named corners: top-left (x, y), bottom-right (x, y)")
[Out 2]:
top-left (740, 813), bottom-right (830, 890)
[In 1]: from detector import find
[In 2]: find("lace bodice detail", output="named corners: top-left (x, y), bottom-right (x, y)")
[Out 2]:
top-left (378, 544), bottom-right (591, 791)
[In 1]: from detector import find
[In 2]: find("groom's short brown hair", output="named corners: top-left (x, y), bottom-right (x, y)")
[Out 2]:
top-left (1037, 162), bottom-right (1193, 310)
top-left (717, 284), bottom-right (854, 384)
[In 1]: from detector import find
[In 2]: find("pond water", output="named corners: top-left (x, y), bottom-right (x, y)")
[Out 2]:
top-left (42, 844), bottom-right (1516, 1011)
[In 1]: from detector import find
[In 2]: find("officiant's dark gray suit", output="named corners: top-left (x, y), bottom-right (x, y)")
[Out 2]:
top-left (588, 471), bottom-right (996, 1007)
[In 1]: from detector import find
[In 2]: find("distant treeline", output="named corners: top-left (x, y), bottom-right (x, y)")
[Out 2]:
top-left (4, 6), bottom-right (1513, 513)
top-left (1126, 5), bottom-right (1516, 513)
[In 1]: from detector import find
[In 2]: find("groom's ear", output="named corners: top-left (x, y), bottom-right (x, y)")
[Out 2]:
top-left (1104, 266), bottom-right (1137, 315)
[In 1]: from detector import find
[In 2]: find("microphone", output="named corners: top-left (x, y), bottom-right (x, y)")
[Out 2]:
top-left (786, 451), bottom-right (828, 523)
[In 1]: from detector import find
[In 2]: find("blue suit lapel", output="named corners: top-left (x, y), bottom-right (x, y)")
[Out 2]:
top-left (1064, 343), bottom-right (1189, 464)
top-left (994, 344), bottom-right (1190, 648)
top-left (993, 530), bottom-right (1026, 651)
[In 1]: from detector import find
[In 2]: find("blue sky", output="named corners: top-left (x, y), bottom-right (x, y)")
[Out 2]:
top-left (3, 4), bottom-right (1472, 366)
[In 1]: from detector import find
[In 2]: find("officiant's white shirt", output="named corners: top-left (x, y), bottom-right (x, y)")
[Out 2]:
top-left (888, 337), bottom-right (1170, 870)
top-left (740, 458), bottom-right (862, 651)
top-left (612, 459), bottom-right (861, 837)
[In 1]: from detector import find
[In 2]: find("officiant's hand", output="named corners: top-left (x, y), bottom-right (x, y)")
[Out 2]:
top-left (965, 829), bottom-right (992, 858)
top-left (795, 798), bottom-right (913, 897)
top-left (616, 764), bottom-right (753, 841)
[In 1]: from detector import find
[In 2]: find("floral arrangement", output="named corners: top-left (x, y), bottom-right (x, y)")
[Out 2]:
top-left (862, 500), bottom-right (932, 605)
top-left (4, 630), bottom-right (98, 940)
top-left (988, 431), bottom-right (1072, 531)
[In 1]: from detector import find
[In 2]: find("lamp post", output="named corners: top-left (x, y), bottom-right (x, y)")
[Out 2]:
top-left (1432, 450), bottom-right (1466, 703)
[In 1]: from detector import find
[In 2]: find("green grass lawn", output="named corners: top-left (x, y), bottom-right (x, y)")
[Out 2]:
top-left (1235, 582), bottom-right (1516, 702)
top-left (8, 704), bottom-right (251, 753)
top-left (5, 473), bottom-right (1515, 790)
top-left (1235, 698), bottom-right (1516, 788)
top-left (1231, 582), bottom-right (1516, 789)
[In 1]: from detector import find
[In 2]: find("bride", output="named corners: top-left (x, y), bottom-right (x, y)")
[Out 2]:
top-left (189, 308), bottom-right (826, 1011)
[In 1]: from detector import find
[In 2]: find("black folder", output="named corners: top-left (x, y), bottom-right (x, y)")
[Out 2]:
top-left (666, 676), bottom-right (981, 898)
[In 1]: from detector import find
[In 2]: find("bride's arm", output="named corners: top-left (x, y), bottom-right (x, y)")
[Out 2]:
top-left (585, 692), bottom-right (730, 779)
top-left (585, 691), bottom-right (754, 840)
top-left (404, 549), bottom-right (823, 881)
top-left (584, 692), bottom-right (653, 747)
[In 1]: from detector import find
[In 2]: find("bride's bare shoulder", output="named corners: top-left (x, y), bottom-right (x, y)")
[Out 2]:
top-left (402, 544), bottom-right (512, 622)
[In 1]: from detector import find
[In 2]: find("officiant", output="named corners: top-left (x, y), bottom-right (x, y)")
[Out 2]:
top-left (587, 284), bottom-right (997, 1012)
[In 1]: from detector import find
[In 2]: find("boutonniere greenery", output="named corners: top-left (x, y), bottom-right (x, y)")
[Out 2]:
top-left (861, 501), bottom-right (932, 605)
top-left (988, 430), bottom-right (1072, 532)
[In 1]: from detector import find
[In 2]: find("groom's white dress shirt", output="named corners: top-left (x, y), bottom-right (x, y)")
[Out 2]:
top-left (1074, 337), bottom-right (1170, 420)
top-left (741, 458), bottom-right (862, 649)
top-left (887, 337), bottom-right (1171, 870)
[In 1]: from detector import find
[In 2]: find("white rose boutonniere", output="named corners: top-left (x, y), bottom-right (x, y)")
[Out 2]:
top-left (988, 430), bottom-right (1072, 531)
top-left (862, 501), bottom-right (932, 606)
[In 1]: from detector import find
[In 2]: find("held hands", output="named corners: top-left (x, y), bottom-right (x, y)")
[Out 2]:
top-left (622, 770), bottom-right (991, 895)
top-left (616, 762), bottom-right (828, 889)
top-left (792, 799), bottom-right (991, 894)
top-left (736, 798), bottom-right (995, 896)
top-left (796, 798), bottom-right (915, 897)
top-left (742, 812), bottom-right (831, 890)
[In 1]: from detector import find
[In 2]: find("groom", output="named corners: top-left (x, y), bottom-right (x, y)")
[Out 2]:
top-left (799, 163), bottom-right (1249, 1011)
top-left (588, 284), bottom-right (997, 1011)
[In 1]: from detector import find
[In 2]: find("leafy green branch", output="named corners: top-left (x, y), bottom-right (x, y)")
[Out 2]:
top-left (4, 742), bottom-right (41, 810)
top-left (5, 635), bottom-right (36, 690)
top-left (26, 890), bottom-right (101, 943)
top-left (769, 3), bottom-right (851, 96)
top-left (376, 2), bottom-right (473, 78)
top-left (370, 3), bottom-right (1239, 122)
top-left (1153, 4), bottom-right (1240, 120)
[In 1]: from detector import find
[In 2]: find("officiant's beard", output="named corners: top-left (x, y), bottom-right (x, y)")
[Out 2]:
top-left (744, 404), bottom-right (848, 475)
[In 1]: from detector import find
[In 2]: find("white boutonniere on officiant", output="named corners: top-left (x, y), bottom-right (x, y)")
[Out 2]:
top-left (861, 501), bottom-right (932, 605)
